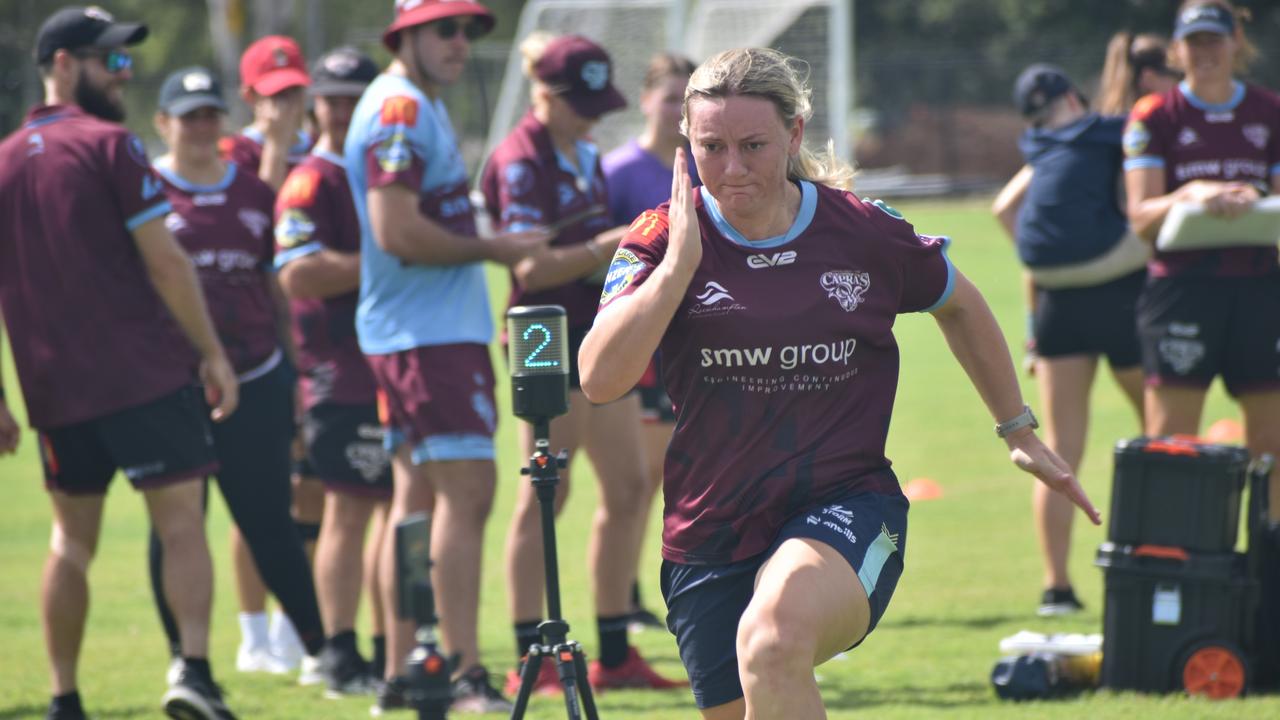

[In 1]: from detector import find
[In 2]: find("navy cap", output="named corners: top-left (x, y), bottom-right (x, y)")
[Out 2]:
top-left (35, 5), bottom-right (147, 64)
top-left (158, 67), bottom-right (227, 116)
top-left (310, 46), bottom-right (379, 97)
top-left (1174, 3), bottom-right (1235, 40)
top-left (1013, 64), bottom-right (1075, 117)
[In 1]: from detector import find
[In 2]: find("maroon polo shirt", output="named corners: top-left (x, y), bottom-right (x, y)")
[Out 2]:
top-left (218, 127), bottom-right (313, 179)
top-left (275, 151), bottom-right (378, 409)
top-left (480, 111), bottom-right (613, 330)
top-left (155, 162), bottom-right (279, 374)
top-left (0, 104), bottom-right (197, 429)
top-left (599, 183), bottom-right (954, 564)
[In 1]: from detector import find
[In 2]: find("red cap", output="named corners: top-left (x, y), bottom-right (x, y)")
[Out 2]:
top-left (382, 0), bottom-right (495, 51)
top-left (240, 35), bottom-right (310, 96)
top-left (534, 35), bottom-right (627, 119)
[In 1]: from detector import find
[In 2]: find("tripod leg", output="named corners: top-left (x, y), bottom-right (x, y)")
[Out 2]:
top-left (553, 648), bottom-right (584, 720)
top-left (510, 649), bottom-right (545, 719)
top-left (572, 647), bottom-right (600, 720)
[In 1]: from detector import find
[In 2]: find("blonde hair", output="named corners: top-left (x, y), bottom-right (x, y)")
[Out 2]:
top-left (1097, 32), bottom-right (1171, 115)
top-left (520, 31), bottom-right (555, 81)
top-left (681, 48), bottom-right (854, 191)
top-left (1172, 0), bottom-right (1259, 74)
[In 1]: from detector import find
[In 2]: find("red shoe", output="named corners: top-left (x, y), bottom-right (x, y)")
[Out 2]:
top-left (504, 658), bottom-right (562, 697)
top-left (587, 648), bottom-right (688, 691)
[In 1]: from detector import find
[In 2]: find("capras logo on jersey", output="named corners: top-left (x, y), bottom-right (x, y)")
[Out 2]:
top-left (821, 270), bottom-right (871, 312)
top-left (1244, 124), bottom-right (1270, 150)
top-left (746, 250), bottom-right (797, 269)
top-left (700, 338), bottom-right (857, 371)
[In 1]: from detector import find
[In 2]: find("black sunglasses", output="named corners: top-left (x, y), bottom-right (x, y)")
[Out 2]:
top-left (73, 48), bottom-right (132, 74)
top-left (433, 17), bottom-right (488, 42)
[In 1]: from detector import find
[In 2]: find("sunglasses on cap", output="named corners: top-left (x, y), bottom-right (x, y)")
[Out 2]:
top-left (74, 48), bottom-right (132, 74)
top-left (432, 17), bottom-right (487, 42)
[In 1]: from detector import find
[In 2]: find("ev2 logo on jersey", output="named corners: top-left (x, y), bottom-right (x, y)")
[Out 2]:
top-left (746, 250), bottom-right (797, 269)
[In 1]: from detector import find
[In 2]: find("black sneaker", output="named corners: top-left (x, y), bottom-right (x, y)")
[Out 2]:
top-left (450, 665), bottom-right (514, 714)
top-left (628, 606), bottom-right (666, 632)
top-left (322, 645), bottom-right (374, 698)
top-left (162, 665), bottom-right (237, 720)
top-left (370, 676), bottom-right (409, 717)
top-left (1038, 587), bottom-right (1084, 617)
top-left (45, 696), bottom-right (87, 720)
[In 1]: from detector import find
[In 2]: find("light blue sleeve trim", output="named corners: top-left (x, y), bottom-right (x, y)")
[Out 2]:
top-left (856, 530), bottom-right (900, 599)
top-left (1270, 163), bottom-right (1280, 178)
top-left (1124, 157), bottom-right (1165, 171)
top-left (126, 201), bottom-right (172, 231)
top-left (506, 221), bottom-right (540, 232)
top-left (411, 434), bottom-right (495, 464)
top-left (273, 241), bottom-right (324, 269)
top-left (920, 236), bottom-right (956, 313)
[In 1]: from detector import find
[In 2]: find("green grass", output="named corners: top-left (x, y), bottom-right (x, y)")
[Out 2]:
top-left (1, 197), bottom-right (1274, 719)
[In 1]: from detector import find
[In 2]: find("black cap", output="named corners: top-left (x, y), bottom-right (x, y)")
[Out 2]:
top-left (158, 66), bottom-right (227, 116)
top-left (1174, 3), bottom-right (1235, 40)
top-left (1013, 64), bottom-right (1076, 117)
top-left (310, 46), bottom-right (378, 98)
top-left (34, 6), bottom-right (147, 64)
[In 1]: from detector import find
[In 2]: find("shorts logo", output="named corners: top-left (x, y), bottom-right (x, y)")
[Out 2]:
top-left (1123, 121), bottom-right (1151, 157)
top-left (695, 281), bottom-right (734, 306)
top-left (600, 249), bottom-right (645, 305)
top-left (346, 442), bottom-right (390, 483)
top-left (581, 61), bottom-right (610, 91)
top-left (1159, 338), bottom-right (1205, 375)
top-left (1244, 124), bottom-right (1270, 150)
top-left (504, 161), bottom-right (535, 197)
top-left (881, 522), bottom-right (900, 550)
top-left (279, 168), bottom-right (321, 207)
top-left (820, 270), bottom-right (871, 312)
top-left (379, 96), bottom-right (419, 127)
top-left (823, 505), bottom-right (854, 525)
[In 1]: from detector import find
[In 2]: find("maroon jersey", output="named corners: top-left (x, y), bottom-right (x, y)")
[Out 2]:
top-left (480, 111), bottom-right (613, 329)
top-left (218, 127), bottom-right (313, 179)
top-left (0, 105), bottom-right (197, 429)
top-left (600, 183), bottom-right (954, 564)
top-left (155, 162), bottom-right (280, 374)
top-left (275, 151), bottom-right (378, 409)
top-left (1123, 82), bottom-right (1280, 277)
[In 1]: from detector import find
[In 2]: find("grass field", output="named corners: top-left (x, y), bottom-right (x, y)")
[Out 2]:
top-left (1, 198), bottom-right (1274, 719)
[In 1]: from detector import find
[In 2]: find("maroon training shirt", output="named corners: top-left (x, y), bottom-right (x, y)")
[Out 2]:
top-left (274, 151), bottom-right (378, 409)
top-left (0, 105), bottom-right (197, 429)
top-left (480, 111), bottom-right (613, 330)
top-left (599, 183), bottom-right (954, 564)
top-left (155, 161), bottom-right (279, 375)
top-left (218, 127), bottom-right (313, 179)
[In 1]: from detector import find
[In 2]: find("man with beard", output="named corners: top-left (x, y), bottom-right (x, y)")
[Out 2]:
top-left (0, 7), bottom-right (239, 720)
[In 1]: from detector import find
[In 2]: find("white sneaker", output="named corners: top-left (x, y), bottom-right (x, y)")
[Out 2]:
top-left (298, 654), bottom-right (324, 686)
top-left (166, 656), bottom-right (184, 685)
top-left (236, 644), bottom-right (291, 674)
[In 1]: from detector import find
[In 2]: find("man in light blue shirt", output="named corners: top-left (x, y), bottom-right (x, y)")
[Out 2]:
top-left (344, 0), bottom-right (547, 712)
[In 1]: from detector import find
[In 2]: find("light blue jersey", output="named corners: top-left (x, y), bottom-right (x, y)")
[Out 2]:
top-left (345, 72), bottom-right (492, 354)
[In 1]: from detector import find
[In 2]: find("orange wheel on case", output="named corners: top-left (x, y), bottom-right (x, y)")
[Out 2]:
top-left (1182, 645), bottom-right (1246, 699)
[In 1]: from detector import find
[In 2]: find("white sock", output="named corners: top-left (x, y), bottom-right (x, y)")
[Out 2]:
top-left (239, 611), bottom-right (269, 649)
top-left (269, 609), bottom-right (302, 653)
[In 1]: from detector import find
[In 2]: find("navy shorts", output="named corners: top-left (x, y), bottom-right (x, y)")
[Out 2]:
top-left (1137, 274), bottom-right (1280, 396)
top-left (1034, 270), bottom-right (1144, 367)
top-left (39, 384), bottom-right (218, 495)
top-left (660, 489), bottom-right (909, 709)
top-left (303, 402), bottom-right (392, 498)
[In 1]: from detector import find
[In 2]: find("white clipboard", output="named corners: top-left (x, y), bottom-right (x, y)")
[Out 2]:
top-left (1156, 196), bottom-right (1280, 251)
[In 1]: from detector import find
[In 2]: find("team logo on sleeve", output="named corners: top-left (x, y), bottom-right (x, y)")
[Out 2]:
top-left (504, 161), bottom-right (535, 196)
top-left (376, 132), bottom-right (413, 173)
top-left (279, 168), bottom-right (321, 207)
top-left (275, 209), bottom-right (315, 248)
top-left (1123, 121), bottom-right (1151, 158)
top-left (820, 270), bottom-right (871, 312)
top-left (379, 96), bottom-right (419, 127)
top-left (600, 249), bottom-right (645, 305)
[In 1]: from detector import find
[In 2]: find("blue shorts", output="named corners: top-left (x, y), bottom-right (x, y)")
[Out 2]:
top-left (660, 489), bottom-right (909, 709)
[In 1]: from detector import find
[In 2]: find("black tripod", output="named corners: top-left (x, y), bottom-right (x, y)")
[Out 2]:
top-left (510, 420), bottom-right (600, 720)
top-left (395, 513), bottom-right (453, 720)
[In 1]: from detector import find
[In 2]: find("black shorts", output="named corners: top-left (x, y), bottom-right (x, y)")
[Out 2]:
top-left (1033, 270), bottom-right (1144, 367)
top-left (636, 355), bottom-right (676, 424)
top-left (302, 402), bottom-right (392, 498)
top-left (660, 488), bottom-right (908, 709)
top-left (39, 385), bottom-right (217, 495)
top-left (1138, 274), bottom-right (1280, 396)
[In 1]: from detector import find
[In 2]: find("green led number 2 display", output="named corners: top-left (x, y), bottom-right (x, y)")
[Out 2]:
top-left (522, 323), bottom-right (559, 368)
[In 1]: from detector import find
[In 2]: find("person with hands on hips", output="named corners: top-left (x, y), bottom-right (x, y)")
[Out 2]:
top-left (479, 32), bottom-right (685, 695)
top-left (1122, 0), bottom-right (1280, 523)
top-left (579, 47), bottom-right (1098, 719)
